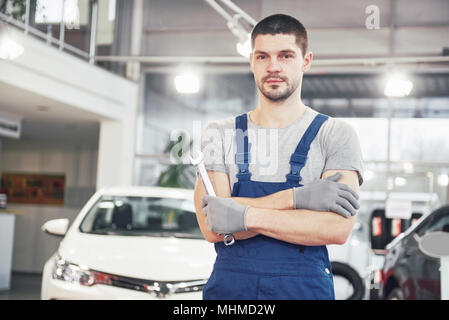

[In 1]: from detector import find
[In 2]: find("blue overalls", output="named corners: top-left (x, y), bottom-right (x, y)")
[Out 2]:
top-left (202, 112), bottom-right (335, 300)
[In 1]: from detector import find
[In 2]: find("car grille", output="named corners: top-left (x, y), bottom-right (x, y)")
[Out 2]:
top-left (102, 272), bottom-right (207, 298)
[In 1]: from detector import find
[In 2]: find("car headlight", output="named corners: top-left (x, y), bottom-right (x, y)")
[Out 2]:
top-left (52, 254), bottom-right (91, 285)
top-left (52, 254), bottom-right (114, 287)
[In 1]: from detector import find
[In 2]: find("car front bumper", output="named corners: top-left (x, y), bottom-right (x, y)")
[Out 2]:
top-left (41, 277), bottom-right (203, 300)
top-left (41, 256), bottom-right (203, 300)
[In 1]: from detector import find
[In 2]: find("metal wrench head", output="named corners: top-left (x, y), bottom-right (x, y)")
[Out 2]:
top-left (189, 149), bottom-right (204, 165)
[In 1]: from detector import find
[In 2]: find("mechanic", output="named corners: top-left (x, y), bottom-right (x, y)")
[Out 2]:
top-left (193, 14), bottom-right (364, 300)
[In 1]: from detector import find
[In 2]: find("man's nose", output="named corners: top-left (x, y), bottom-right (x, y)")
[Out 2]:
top-left (267, 57), bottom-right (281, 73)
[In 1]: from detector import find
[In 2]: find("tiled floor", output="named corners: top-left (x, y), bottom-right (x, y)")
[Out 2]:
top-left (0, 273), bottom-right (42, 300)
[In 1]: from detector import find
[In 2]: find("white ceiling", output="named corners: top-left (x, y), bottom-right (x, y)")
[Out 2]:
top-left (0, 81), bottom-right (100, 143)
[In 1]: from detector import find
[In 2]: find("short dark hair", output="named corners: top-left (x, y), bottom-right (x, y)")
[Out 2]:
top-left (251, 14), bottom-right (308, 57)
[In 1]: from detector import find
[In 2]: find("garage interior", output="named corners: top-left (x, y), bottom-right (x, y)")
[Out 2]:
top-left (0, 0), bottom-right (448, 300)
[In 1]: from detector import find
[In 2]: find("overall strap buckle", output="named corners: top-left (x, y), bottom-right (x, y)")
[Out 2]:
top-left (286, 154), bottom-right (307, 183)
top-left (235, 113), bottom-right (252, 182)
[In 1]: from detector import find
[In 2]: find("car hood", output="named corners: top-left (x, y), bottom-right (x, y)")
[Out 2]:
top-left (58, 231), bottom-right (216, 281)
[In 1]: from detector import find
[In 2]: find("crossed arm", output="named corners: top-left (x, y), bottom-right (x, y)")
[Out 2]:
top-left (193, 169), bottom-right (360, 246)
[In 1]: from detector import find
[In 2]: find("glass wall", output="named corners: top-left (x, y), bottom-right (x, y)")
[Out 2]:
top-left (345, 117), bottom-right (448, 204)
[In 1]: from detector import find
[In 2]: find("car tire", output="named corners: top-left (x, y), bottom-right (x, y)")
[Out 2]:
top-left (387, 288), bottom-right (405, 300)
top-left (331, 262), bottom-right (365, 300)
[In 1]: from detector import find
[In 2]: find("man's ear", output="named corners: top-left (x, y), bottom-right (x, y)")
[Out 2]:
top-left (302, 51), bottom-right (313, 72)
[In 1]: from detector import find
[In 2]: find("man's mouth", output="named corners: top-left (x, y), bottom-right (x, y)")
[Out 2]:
top-left (265, 78), bottom-right (284, 84)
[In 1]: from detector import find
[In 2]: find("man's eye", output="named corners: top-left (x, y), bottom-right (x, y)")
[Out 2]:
top-left (256, 55), bottom-right (266, 60)
top-left (283, 54), bottom-right (293, 59)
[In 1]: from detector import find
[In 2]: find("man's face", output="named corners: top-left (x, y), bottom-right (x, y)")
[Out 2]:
top-left (250, 33), bottom-right (310, 102)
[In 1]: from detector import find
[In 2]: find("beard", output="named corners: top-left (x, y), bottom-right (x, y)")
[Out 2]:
top-left (257, 74), bottom-right (300, 102)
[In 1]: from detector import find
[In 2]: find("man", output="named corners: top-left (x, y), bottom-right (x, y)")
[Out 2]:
top-left (193, 14), bottom-right (364, 300)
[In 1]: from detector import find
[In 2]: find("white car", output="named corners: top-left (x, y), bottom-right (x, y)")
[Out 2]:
top-left (41, 186), bottom-right (216, 300)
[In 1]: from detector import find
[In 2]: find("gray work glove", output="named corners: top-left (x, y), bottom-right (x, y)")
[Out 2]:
top-left (201, 195), bottom-right (249, 234)
top-left (293, 172), bottom-right (360, 218)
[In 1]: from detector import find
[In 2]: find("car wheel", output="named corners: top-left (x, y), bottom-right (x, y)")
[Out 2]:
top-left (331, 262), bottom-right (365, 300)
top-left (387, 288), bottom-right (405, 300)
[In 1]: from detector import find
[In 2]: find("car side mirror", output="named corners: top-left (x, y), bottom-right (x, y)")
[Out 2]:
top-left (419, 231), bottom-right (449, 258)
top-left (419, 231), bottom-right (449, 300)
top-left (41, 218), bottom-right (69, 237)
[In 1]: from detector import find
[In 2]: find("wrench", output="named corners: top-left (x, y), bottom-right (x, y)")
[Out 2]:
top-left (190, 151), bottom-right (215, 196)
top-left (189, 150), bottom-right (235, 246)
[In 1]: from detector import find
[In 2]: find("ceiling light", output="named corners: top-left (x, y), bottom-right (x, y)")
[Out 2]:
top-left (174, 72), bottom-right (200, 94)
top-left (0, 35), bottom-right (24, 60)
top-left (384, 73), bottom-right (413, 97)
top-left (437, 174), bottom-right (449, 187)
top-left (394, 176), bottom-right (407, 187)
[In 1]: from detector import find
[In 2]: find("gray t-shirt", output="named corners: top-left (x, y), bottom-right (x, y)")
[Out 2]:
top-left (200, 107), bottom-right (364, 193)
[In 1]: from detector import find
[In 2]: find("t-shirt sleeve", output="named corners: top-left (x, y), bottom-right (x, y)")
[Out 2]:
top-left (200, 121), bottom-right (227, 173)
top-left (322, 119), bottom-right (364, 186)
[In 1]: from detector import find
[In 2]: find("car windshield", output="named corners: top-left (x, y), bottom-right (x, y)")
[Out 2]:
top-left (79, 195), bottom-right (203, 239)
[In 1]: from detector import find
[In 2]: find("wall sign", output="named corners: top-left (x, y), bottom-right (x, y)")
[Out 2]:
top-left (1, 173), bottom-right (65, 205)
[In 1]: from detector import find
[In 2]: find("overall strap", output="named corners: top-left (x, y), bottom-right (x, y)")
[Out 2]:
top-left (286, 113), bottom-right (329, 184)
top-left (235, 113), bottom-right (252, 181)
